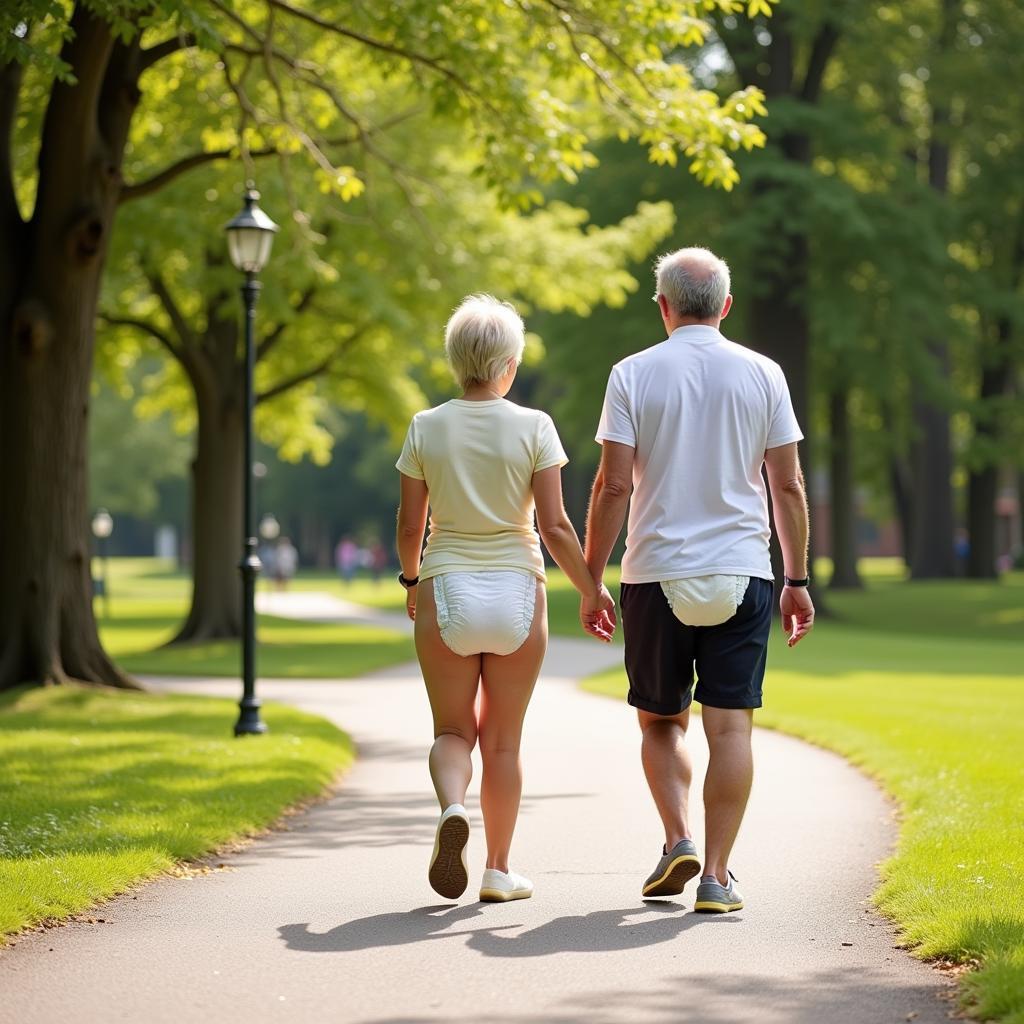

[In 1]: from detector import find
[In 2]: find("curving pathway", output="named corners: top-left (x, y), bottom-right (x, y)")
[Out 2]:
top-left (0, 594), bottom-right (952, 1023)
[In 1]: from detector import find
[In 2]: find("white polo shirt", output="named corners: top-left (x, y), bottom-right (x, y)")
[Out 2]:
top-left (595, 325), bottom-right (803, 584)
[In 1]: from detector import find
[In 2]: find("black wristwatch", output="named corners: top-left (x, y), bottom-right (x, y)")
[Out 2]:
top-left (783, 575), bottom-right (810, 588)
top-left (398, 572), bottom-right (419, 589)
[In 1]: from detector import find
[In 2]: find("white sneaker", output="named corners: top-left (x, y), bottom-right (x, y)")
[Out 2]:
top-left (479, 868), bottom-right (533, 903)
top-left (428, 804), bottom-right (470, 899)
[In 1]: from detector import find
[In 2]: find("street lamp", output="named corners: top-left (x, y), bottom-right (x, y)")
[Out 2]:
top-left (91, 508), bottom-right (114, 618)
top-left (259, 514), bottom-right (281, 542)
top-left (225, 186), bottom-right (279, 737)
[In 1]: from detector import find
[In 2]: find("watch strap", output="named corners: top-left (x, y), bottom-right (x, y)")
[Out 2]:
top-left (398, 572), bottom-right (419, 588)
top-left (783, 575), bottom-right (810, 588)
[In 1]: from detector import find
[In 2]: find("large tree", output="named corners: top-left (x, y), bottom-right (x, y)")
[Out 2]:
top-left (0, 0), bottom-right (771, 690)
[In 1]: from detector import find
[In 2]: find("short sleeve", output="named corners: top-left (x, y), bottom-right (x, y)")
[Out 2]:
top-left (766, 367), bottom-right (804, 449)
top-left (395, 417), bottom-right (425, 479)
top-left (534, 412), bottom-right (569, 472)
top-left (595, 365), bottom-right (636, 447)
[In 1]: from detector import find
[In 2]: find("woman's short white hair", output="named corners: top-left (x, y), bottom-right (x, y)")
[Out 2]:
top-left (444, 294), bottom-right (525, 390)
top-left (654, 246), bottom-right (731, 320)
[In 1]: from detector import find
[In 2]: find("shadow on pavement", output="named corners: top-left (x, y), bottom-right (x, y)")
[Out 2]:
top-left (241, 787), bottom-right (598, 856)
top-left (278, 901), bottom-right (712, 957)
top-left (351, 967), bottom-right (952, 1023)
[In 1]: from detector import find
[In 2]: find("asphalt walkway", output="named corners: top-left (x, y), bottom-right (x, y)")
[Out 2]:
top-left (0, 593), bottom-right (952, 1023)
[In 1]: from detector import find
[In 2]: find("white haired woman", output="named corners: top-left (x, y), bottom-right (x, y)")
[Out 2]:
top-left (396, 294), bottom-right (615, 903)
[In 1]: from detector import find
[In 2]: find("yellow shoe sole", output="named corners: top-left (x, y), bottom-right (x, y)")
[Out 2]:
top-left (693, 899), bottom-right (744, 913)
top-left (479, 887), bottom-right (532, 903)
top-left (642, 854), bottom-right (701, 898)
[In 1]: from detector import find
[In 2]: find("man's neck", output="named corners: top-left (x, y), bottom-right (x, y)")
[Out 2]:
top-left (665, 317), bottom-right (721, 335)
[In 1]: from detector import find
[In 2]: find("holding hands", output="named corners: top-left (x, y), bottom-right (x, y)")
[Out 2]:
top-left (581, 582), bottom-right (616, 643)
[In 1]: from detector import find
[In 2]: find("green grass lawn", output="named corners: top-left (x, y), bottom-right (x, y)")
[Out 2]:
top-left (0, 684), bottom-right (353, 940)
top-left (96, 560), bottom-right (413, 678)
top-left (584, 570), bottom-right (1024, 1023)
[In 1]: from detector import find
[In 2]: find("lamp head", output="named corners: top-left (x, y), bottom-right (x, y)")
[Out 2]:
top-left (225, 188), bottom-right (279, 274)
top-left (92, 509), bottom-right (114, 539)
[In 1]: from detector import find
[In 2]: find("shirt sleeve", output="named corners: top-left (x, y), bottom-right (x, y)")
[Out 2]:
top-left (766, 367), bottom-right (804, 449)
top-left (595, 365), bottom-right (636, 447)
top-left (534, 412), bottom-right (569, 472)
top-left (395, 417), bottom-right (425, 479)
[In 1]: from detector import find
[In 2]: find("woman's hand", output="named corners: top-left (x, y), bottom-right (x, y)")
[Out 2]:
top-left (406, 583), bottom-right (418, 621)
top-left (580, 583), bottom-right (616, 643)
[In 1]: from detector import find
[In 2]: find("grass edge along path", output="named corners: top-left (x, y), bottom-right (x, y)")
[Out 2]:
top-left (0, 685), bottom-right (354, 941)
top-left (582, 626), bottom-right (1024, 1024)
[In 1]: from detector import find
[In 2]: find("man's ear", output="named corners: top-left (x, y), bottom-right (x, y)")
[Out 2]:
top-left (720, 294), bottom-right (734, 320)
top-left (657, 294), bottom-right (671, 319)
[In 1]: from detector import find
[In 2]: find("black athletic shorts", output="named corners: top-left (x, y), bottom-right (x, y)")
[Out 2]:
top-left (620, 577), bottom-right (773, 714)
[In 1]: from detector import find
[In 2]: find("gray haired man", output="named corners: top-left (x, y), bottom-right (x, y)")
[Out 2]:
top-left (581, 246), bottom-right (814, 911)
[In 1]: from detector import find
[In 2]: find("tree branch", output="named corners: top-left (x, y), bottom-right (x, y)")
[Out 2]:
top-left (799, 21), bottom-right (840, 103)
top-left (139, 32), bottom-right (198, 73)
top-left (256, 323), bottom-right (371, 403)
top-left (265, 1), bottom-right (482, 103)
top-left (98, 313), bottom-right (181, 359)
top-left (0, 59), bottom-right (23, 225)
top-left (144, 270), bottom-right (196, 348)
top-left (119, 146), bottom-right (276, 203)
top-left (35, 8), bottom-right (116, 215)
top-left (256, 285), bottom-right (318, 362)
top-left (256, 355), bottom-right (334, 403)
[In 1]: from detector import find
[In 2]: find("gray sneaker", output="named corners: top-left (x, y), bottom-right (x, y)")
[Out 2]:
top-left (694, 871), bottom-right (744, 913)
top-left (642, 838), bottom-right (701, 897)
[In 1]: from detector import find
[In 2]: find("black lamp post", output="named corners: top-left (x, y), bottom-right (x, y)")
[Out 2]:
top-left (91, 508), bottom-right (114, 618)
top-left (225, 187), bottom-right (279, 737)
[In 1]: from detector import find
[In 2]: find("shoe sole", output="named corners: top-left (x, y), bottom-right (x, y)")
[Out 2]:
top-left (693, 899), bottom-right (744, 913)
top-left (479, 887), bottom-right (533, 903)
top-left (642, 854), bottom-right (701, 897)
top-left (428, 814), bottom-right (469, 899)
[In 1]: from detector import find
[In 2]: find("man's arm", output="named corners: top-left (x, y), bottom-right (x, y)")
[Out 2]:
top-left (584, 440), bottom-right (635, 583)
top-left (763, 442), bottom-right (814, 646)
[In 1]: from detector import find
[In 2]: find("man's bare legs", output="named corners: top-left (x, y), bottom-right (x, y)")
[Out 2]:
top-left (637, 707), bottom-right (693, 850)
top-left (701, 706), bottom-right (754, 885)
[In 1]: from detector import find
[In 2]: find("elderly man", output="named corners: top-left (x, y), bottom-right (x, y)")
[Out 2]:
top-left (582, 246), bottom-right (814, 912)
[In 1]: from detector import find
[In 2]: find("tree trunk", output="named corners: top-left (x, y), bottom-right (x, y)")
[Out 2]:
top-left (170, 381), bottom-right (245, 643)
top-left (0, 11), bottom-right (141, 691)
top-left (889, 456), bottom-right (915, 567)
top-left (828, 388), bottom-right (863, 589)
top-left (909, 342), bottom-right (957, 578)
top-left (966, 319), bottom-right (1015, 579)
top-left (909, 0), bottom-right (959, 580)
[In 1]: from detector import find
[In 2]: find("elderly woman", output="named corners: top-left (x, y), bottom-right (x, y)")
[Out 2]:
top-left (396, 294), bottom-right (615, 903)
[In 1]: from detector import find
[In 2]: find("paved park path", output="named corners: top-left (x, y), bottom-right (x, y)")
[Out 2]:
top-left (0, 593), bottom-right (953, 1023)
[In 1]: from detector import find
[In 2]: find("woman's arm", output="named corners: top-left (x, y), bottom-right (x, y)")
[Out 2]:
top-left (396, 473), bottom-right (429, 619)
top-left (532, 465), bottom-right (615, 641)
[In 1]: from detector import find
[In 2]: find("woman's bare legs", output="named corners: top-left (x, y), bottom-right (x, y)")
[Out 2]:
top-left (478, 582), bottom-right (548, 872)
top-left (415, 580), bottom-right (482, 809)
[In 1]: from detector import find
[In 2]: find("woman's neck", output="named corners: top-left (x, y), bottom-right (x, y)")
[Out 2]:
top-left (460, 384), bottom-right (504, 402)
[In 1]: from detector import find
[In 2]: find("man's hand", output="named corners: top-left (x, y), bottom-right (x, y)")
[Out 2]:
top-left (405, 583), bottom-right (417, 621)
top-left (581, 583), bottom-right (616, 643)
top-left (780, 585), bottom-right (814, 647)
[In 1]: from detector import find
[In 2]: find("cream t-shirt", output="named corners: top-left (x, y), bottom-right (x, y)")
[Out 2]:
top-left (396, 399), bottom-right (569, 581)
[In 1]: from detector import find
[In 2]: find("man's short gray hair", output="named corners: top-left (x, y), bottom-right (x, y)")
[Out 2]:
top-left (444, 294), bottom-right (525, 390)
top-left (654, 247), bottom-right (731, 320)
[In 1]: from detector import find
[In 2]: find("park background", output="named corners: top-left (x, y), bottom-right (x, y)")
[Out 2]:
top-left (0, 2), bottom-right (1022, 1022)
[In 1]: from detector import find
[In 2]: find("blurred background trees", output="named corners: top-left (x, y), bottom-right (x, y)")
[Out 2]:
top-left (1, 0), bottom-right (1021, 688)
top-left (0, 0), bottom-right (770, 688)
